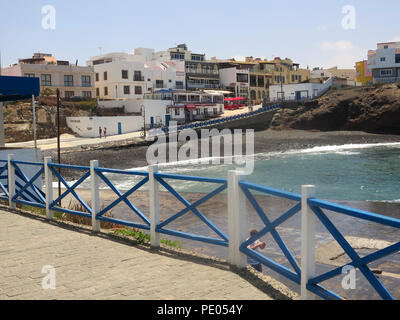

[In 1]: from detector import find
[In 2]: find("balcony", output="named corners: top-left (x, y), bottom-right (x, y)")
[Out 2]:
top-left (186, 69), bottom-right (219, 76)
top-left (134, 76), bottom-right (145, 82)
top-left (373, 76), bottom-right (400, 84)
top-left (187, 83), bottom-right (220, 89)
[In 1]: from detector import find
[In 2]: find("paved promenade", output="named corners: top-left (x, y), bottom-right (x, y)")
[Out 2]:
top-left (0, 209), bottom-right (294, 300)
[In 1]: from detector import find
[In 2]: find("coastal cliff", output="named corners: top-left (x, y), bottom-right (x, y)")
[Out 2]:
top-left (270, 83), bottom-right (400, 135)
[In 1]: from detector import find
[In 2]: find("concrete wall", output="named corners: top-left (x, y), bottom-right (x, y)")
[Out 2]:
top-left (98, 99), bottom-right (141, 113)
top-left (269, 78), bottom-right (332, 102)
top-left (66, 116), bottom-right (143, 138)
top-left (0, 148), bottom-right (43, 195)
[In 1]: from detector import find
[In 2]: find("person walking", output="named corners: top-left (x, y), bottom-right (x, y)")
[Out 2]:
top-left (104, 127), bottom-right (107, 139)
top-left (99, 127), bottom-right (102, 138)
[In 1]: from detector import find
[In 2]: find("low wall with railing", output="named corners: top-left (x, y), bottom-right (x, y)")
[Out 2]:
top-left (0, 155), bottom-right (399, 300)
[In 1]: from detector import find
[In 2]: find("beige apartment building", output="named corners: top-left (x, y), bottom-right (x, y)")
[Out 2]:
top-left (1, 53), bottom-right (95, 98)
top-left (248, 57), bottom-right (310, 103)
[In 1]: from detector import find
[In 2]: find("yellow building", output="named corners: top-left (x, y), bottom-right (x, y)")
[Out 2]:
top-left (355, 60), bottom-right (373, 86)
top-left (247, 57), bottom-right (310, 103)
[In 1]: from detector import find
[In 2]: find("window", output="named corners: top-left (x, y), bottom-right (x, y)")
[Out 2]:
top-left (41, 74), bottom-right (52, 86)
top-left (82, 75), bottom-right (91, 87)
top-left (135, 86), bottom-right (142, 95)
top-left (24, 73), bottom-right (35, 78)
top-left (104, 72), bottom-right (108, 81)
top-left (65, 91), bottom-right (74, 98)
top-left (237, 74), bottom-right (248, 83)
top-left (191, 54), bottom-right (204, 61)
top-left (396, 54), bottom-right (400, 64)
top-left (156, 80), bottom-right (164, 88)
top-left (291, 75), bottom-right (295, 82)
top-left (176, 81), bottom-right (184, 89)
top-left (380, 69), bottom-right (392, 77)
top-left (64, 75), bottom-right (73, 87)
top-left (124, 86), bottom-right (130, 95)
top-left (257, 76), bottom-right (264, 87)
top-left (380, 57), bottom-right (386, 62)
top-left (122, 70), bottom-right (128, 79)
top-left (134, 71), bottom-right (142, 81)
top-left (213, 108), bottom-right (217, 114)
top-left (384, 45), bottom-right (389, 49)
top-left (171, 52), bottom-right (185, 60)
top-left (95, 73), bottom-right (99, 81)
top-left (96, 88), bottom-right (100, 96)
top-left (104, 87), bottom-right (108, 96)
top-left (174, 108), bottom-right (180, 116)
top-left (259, 64), bottom-right (264, 70)
top-left (83, 91), bottom-right (92, 98)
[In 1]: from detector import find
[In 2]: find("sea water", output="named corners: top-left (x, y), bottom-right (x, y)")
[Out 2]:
top-left (91, 142), bottom-right (400, 202)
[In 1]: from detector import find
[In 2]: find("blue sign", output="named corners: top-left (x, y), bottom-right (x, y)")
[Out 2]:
top-left (0, 76), bottom-right (40, 102)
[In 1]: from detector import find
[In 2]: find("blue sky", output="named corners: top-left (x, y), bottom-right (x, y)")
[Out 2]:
top-left (1, 0), bottom-right (399, 69)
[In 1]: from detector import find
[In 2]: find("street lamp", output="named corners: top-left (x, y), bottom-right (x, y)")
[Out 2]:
top-left (56, 89), bottom-right (61, 204)
top-left (141, 105), bottom-right (146, 138)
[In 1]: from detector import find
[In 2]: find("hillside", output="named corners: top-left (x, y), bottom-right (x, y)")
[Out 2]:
top-left (2, 98), bottom-right (128, 143)
top-left (270, 83), bottom-right (400, 135)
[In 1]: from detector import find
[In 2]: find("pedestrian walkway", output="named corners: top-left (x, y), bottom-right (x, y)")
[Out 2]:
top-left (5, 131), bottom-right (143, 151)
top-left (0, 209), bottom-right (294, 300)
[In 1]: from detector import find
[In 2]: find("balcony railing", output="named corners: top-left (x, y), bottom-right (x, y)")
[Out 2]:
top-left (187, 83), bottom-right (220, 89)
top-left (373, 76), bottom-right (400, 84)
top-left (186, 69), bottom-right (219, 75)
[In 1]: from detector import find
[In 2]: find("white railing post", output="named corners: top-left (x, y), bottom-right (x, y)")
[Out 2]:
top-left (7, 154), bottom-right (15, 209)
top-left (228, 170), bottom-right (248, 268)
top-left (90, 160), bottom-right (101, 232)
top-left (227, 170), bottom-right (236, 265)
top-left (149, 165), bottom-right (160, 247)
top-left (301, 185), bottom-right (316, 300)
top-left (44, 157), bottom-right (54, 220)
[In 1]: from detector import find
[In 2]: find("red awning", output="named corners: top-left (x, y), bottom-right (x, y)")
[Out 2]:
top-left (186, 105), bottom-right (196, 110)
top-left (224, 97), bottom-right (245, 102)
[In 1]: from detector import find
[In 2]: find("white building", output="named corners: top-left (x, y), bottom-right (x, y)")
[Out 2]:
top-left (219, 67), bottom-right (250, 98)
top-left (269, 77), bottom-right (332, 102)
top-left (368, 42), bottom-right (400, 83)
top-left (142, 91), bottom-right (224, 125)
top-left (88, 50), bottom-right (186, 104)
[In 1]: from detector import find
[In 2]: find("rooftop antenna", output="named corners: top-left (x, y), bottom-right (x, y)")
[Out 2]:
top-left (98, 46), bottom-right (103, 55)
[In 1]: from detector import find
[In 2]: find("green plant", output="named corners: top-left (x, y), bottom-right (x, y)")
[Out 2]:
top-left (112, 228), bottom-right (182, 248)
top-left (41, 88), bottom-right (55, 97)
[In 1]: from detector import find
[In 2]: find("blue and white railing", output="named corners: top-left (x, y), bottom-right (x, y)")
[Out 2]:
top-left (1, 154), bottom-right (399, 300)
